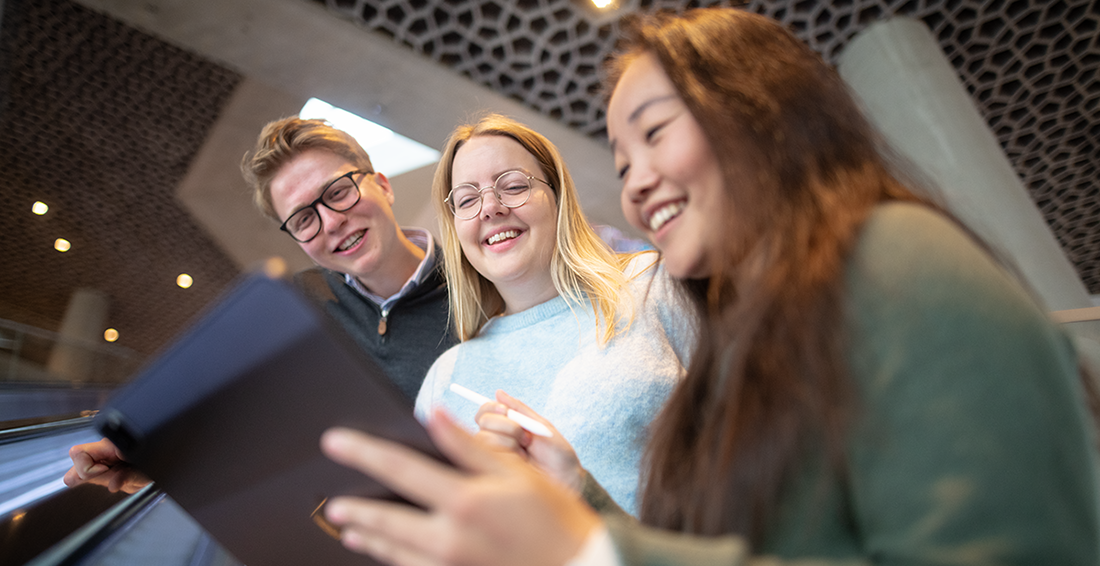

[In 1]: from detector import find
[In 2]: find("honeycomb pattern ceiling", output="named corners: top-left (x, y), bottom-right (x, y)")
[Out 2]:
top-left (0, 0), bottom-right (1096, 366)
top-left (322, 0), bottom-right (1100, 287)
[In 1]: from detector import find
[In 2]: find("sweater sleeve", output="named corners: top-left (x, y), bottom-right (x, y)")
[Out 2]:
top-left (585, 468), bottom-right (765, 566)
top-left (582, 470), bottom-right (632, 518)
top-left (584, 472), bottom-right (768, 566)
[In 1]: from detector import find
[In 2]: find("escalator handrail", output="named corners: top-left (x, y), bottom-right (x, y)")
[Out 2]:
top-left (25, 483), bottom-right (164, 566)
top-left (0, 413), bottom-right (98, 446)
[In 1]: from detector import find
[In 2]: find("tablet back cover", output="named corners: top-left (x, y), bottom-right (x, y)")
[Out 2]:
top-left (94, 274), bottom-right (445, 566)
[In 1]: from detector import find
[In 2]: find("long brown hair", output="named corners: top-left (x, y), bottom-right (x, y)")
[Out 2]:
top-left (605, 8), bottom-right (935, 542)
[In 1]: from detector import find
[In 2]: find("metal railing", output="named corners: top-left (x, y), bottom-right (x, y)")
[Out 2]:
top-left (0, 318), bottom-right (141, 387)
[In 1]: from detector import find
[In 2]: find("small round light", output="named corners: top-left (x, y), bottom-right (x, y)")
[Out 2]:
top-left (263, 256), bottom-right (288, 279)
top-left (54, 238), bottom-right (71, 252)
top-left (177, 273), bottom-right (194, 289)
top-left (104, 328), bottom-right (119, 342)
top-left (32, 202), bottom-right (49, 215)
top-left (591, 0), bottom-right (614, 8)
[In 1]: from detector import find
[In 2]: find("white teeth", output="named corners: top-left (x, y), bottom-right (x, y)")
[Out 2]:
top-left (338, 230), bottom-right (364, 251)
top-left (648, 201), bottom-right (685, 232)
top-left (487, 230), bottom-right (519, 245)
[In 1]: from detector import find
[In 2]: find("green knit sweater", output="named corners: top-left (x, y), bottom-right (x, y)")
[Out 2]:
top-left (594, 203), bottom-right (1100, 565)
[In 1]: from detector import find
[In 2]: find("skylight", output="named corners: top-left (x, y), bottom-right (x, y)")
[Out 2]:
top-left (299, 98), bottom-right (441, 177)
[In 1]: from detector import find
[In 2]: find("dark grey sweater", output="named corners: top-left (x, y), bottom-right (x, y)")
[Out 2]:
top-left (293, 251), bottom-right (455, 402)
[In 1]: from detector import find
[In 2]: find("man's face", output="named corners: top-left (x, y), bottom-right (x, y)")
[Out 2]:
top-left (269, 149), bottom-right (402, 281)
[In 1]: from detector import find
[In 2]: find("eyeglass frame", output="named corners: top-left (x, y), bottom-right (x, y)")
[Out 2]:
top-left (279, 169), bottom-right (373, 243)
top-left (444, 169), bottom-right (552, 220)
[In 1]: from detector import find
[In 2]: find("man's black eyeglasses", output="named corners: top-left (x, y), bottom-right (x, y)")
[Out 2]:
top-left (280, 170), bottom-right (372, 243)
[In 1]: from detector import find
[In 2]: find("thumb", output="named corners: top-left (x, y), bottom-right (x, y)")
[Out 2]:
top-left (427, 407), bottom-right (522, 474)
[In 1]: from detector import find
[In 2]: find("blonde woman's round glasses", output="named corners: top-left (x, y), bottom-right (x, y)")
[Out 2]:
top-left (445, 170), bottom-right (550, 220)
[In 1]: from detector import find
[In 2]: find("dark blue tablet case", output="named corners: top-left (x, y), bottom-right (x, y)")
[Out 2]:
top-left (93, 274), bottom-right (446, 566)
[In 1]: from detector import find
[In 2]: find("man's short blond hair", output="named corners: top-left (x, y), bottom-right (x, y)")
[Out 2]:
top-left (241, 117), bottom-right (374, 221)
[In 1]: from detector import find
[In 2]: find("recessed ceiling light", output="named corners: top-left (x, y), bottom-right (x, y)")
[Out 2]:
top-left (263, 256), bottom-right (288, 279)
top-left (299, 98), bottom-right (440, 177)
top-left (104, 328), bottom-right (119, 342)
top-left (570, 0), bottom-right (620, 18)
top-left (32, 201), bottom-right (48, 215)
top-left (54, 238), bottom-right (71, 252)
top-left (177, 273), bottom-right (193, 289)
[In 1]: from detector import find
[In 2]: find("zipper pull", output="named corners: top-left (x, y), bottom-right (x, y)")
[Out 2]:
top-left (378, 308), bottom-right (389, 335)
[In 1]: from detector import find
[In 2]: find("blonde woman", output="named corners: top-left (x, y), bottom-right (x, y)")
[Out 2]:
top-left (414, 114), bottom-right (693, 514)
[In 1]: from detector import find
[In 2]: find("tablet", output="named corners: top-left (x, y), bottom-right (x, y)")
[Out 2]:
top-left (94, 274), bottom-right (448, 566)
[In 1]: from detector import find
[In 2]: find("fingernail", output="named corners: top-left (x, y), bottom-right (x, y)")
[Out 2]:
top-left (321, 428), bottom-right (351, 452)
top-left (342, 530), bottom-right (364, 550)
top-left (325, 501), bottom-right (347, 522)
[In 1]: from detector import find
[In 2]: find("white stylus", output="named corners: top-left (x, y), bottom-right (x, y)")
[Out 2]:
top-left (448, 383), bottom-right (553, 438)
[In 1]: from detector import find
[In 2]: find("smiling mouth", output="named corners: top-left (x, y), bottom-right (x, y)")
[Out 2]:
top-left (337, 230), bottom-right (365, 251)
top-left (486, 230), bottom-right (520, 245)
top-left (648, 201), bottom-right (685, 232)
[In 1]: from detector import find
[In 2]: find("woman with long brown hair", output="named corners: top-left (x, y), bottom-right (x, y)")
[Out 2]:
top-left (318, 8), bottom-right (1100, 565)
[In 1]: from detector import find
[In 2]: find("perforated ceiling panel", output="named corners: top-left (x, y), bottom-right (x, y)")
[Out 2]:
top-left (0, 0), bottom-right (1096, 364)
top-left (0, 0), bottom-right (242, 358)
top-left (320, 0), bottom-right (1100, 290)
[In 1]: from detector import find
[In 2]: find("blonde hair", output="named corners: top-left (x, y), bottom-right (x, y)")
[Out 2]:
top-left (241, 117), bottom-right (374, 221)
top-left (432, 114), bottom-right (631, 343)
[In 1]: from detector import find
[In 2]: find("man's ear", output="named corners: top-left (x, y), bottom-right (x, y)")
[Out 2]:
top-left (373, 172), bottom-right (395, 206)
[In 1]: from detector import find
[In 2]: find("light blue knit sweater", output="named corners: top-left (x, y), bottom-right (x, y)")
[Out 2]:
top-left (415, 254), bottom-right (694, 514)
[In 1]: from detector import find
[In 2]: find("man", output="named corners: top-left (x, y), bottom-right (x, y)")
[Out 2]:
top-left (64, 117), bottom-right (454, 489)
top-left (242, 117), bottom-right (454, 400)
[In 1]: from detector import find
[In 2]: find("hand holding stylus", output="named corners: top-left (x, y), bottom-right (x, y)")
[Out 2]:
top-left (448, 383), bottom-right (553, 438)
top-left (451, 385), bottom-right (586, 494)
